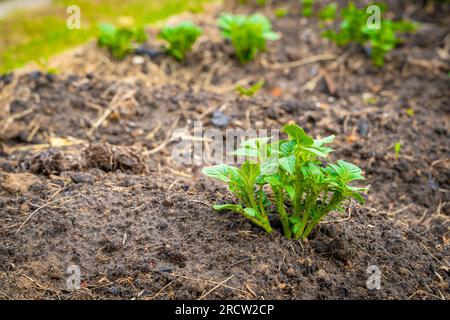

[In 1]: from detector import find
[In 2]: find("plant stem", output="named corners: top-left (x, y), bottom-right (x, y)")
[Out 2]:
top-left (274, 188), bottom-right (291, 239)
top-left (240, 210), bottom-right (272, 233)
top-left (258, 192), bottom-right (267, 217)
top-left (294, 189), bottom-right (317, 239)
top-left (301, 218), bottom-right (317, 239)
top-left (301, 193), bottom-right (342, 239)
top-left (293, 153), bottom-right (305, 218)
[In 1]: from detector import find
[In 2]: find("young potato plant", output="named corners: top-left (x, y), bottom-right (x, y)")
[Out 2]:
top-left (202, 124), bottom-right (367, 240)
top-left (218, 13), bottom-right (279, 63)
top-left (322, 2), bottom-right (417, 67)
top-left (158, 22), bottom-right (203, 61)
top-left (98, 19), bottom-right (147, 60)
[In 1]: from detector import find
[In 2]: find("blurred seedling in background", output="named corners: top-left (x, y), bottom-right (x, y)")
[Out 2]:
top-left (405, 108), bottom-right (415, 117)
top-left (218, 13), bottom-right (279, 63)
top-left (394, 141), bottom-right (401, 160)
top-left (318, 3), bottom-right (337, 23)
top-left (236, 80), bottom-right (265, 97)
top-left (158, 22), bottom-right (202, 61)
top-left (97, 17), bottom-right (147, 60)
top-left (275, 8), bottom-right (288, 18)
top-left (301, 0), bottom-right (315, 17)
top-left (322, 2), bottom-right (417, 67)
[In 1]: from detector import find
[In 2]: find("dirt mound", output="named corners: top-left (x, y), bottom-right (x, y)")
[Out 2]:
top-left (19, 143), bottom-right (148, 175)
top-left (0, 173), bottom-right (448, 299)
top-left (83, 143), bottom-right (148, 174)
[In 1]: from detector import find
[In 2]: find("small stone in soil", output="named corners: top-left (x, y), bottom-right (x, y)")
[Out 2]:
top-left (132, 56), bottom-right (145, 65)
top-left (357, 118), bottom-right (369, 136)
top-left (70, 173), bottom-right (93, 184)
top-left (28, 71), bottom-right (42, 80)
top-left (135, 45), bottom-right (162, 59)
top-left (211, 110), bottom-right (230, 127)
top-left (66, 74), bottom-right (79, 83)
top-left (428, 174), bottom-right (439, 191)
top-left (46, 73), bottom-right (56, 82)
top-left (0, 72), bottom-right (14, 85)
top-left (266, 107), bottom-right (278, 119)
top-left (163, 198), bottom-right (174, 207)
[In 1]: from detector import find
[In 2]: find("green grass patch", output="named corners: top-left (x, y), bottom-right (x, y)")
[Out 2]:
top-left (0, 0), bottom-right (211, 73)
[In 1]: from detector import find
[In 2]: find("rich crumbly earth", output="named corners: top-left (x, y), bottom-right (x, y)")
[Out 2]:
top-left (0, 0), bottom-right (449, 299)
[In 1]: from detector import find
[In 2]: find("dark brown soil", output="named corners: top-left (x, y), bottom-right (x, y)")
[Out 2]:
top-left (0, 0), bottom-right (449, 299)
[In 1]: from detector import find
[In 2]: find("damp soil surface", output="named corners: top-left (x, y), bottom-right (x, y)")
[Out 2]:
top-left (0, 0), bottom-right (449, 299)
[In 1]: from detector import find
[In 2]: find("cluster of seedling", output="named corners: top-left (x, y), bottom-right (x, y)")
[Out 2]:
top-left (302, 2), bottom-right (417, 67)
top-left (97, 12), bottom-right (278, 62)
top-left (322, 3), bottom-right (417, 66)
top-left (97, 2), bottom-right (417, 67)
top-left (202, 124), bottom-right (367, 240)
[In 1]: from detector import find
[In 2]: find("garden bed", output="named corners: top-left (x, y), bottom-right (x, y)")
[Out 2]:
top-left (0, 0), bottom-right (449, 299)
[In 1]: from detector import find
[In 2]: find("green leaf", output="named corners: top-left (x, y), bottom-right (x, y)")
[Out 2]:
top-left (284, 184), bottom-right (295, 201)
top-left (301, 146), bottom-right (329, 158)
top-left (98, 23), bottom-right (117, 38)
top-left (244, 207), bottom-right (259, 218)
top-left (213, 203), bottom-right (243, 212)
top-left (240, 137), bottom-right (271, 149)
top-left (264, 175), bottom-right (283, 186)
top-left (232, 147), bottom-right (259, 158)
top-left (202, 164), bottom-right (238, 182)
top-left (263, 31), bottom-right (280, 41)
top-left (236, 80), bottom-right (265, 96)
top-left (240, 161), bottom-right (261, 184)
top-left (282, 124), bottom-right (314, 146)
top-left (333, 160), bottom-right (365, 182)
top-left (279, 155), bottom-right (295, 174)
top-left (314, 135), bottom-right (335, 147)
top-left (279, 140), bottom-right (296, 156)
top-left (350, 191), bottom-right (365, 204)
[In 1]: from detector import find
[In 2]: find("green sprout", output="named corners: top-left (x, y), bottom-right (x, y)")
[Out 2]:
top-left (275, 8), bottom-right (288, 18)
top-left (158, 22), bottom-right (203, 61)
top-left (202, 124), bottom-right (367, 240)
top-left (97, 18), bottom-right (147, 60)
top-left (394, 141), bottom-right (401, 160)
top-left (218, 13), bottom-right (280, 63)
top-left (322, 2), bottom-right (417, 67)
top-left (405, 108), bottom-right (415, 117)
top-left (236, 80), bottom-right (265, 97)
top-left (301, 0), bottom-right (315, 17)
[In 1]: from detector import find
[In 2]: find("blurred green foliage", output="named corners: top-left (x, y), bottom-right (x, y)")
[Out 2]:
top-left (322, 2), bottom-right (417, 67)
top-left (0, 0), bottom-right (210, 73)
